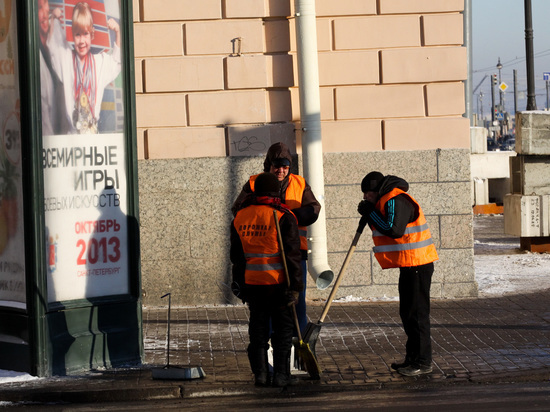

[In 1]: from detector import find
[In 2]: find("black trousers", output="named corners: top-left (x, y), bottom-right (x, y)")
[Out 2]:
top-left (398, 262), bottom-right (434, 367)
top-left (247, 285), bottom-right (294, 374)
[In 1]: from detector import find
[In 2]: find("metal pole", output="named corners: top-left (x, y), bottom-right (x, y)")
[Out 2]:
top-left (546, 80), bottom-right (549, 110)
top-left (464, 0), bottom-right (473, 125)
top-left (491, 74), bottom-right (496, 124)
top-left (524, 0), bottom-right (537, 110)
top-left (497, 58), bottom-right (503, 111)
top-left (513, 69), bottom-right (518, 115)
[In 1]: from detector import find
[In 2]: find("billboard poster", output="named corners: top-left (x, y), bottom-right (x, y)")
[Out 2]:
top-left (38, 0), bottom-right (128, 302)
top-left (0, 0), bottom-right (25, 309)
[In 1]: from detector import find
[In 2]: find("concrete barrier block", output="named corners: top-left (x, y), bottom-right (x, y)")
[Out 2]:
top-left (509, 155), bottom-right (550, 195)
top-left (503, 193), bottom-right (550, 237)
top-left (470, 127), bottom-right (487, 154)
top-left (516, 111), bottom-right (550, 155)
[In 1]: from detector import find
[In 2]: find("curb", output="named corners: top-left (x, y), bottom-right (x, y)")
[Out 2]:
top-left (2, 368), bottom-right (547, 404)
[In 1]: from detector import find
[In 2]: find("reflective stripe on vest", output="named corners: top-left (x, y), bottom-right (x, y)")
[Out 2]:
top-left (250, 173), bottom-right (308, 251)
top-left (372, 188), bottom-right (438, 269)
top-left (234, 205), bottom-right (285, 285)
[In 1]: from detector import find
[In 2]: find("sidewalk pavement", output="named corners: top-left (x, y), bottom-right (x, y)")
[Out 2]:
top-left (1, 217), bottom-right (549, 404)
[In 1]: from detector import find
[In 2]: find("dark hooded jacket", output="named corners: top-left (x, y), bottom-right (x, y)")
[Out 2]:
top-left (359, 175), bottom-right (418, 239)
top-left (231, 143), bottom-right (321, 258)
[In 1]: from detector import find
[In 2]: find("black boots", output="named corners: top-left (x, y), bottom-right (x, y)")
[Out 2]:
top-left (272, 349), bottom-right (291, 387)
top-left (248, 346), bottom-right (271, 387)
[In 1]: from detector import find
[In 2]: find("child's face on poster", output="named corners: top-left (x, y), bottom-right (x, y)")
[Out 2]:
top-left (74, 27), bottom-right (93, 60)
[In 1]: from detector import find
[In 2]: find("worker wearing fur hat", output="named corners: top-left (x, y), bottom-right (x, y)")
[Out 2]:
top-left (230, 172), bottom-right (303, 387)
top-left (232, 142), bottom-right (321, 336)
top-left (357, 172), bottom-right (439, 377)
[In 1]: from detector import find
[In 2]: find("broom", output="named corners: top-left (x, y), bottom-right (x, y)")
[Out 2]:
top-left (273, 210), bottom-right (321, 379)
top-left (302, 215), bottom-right (368, 357)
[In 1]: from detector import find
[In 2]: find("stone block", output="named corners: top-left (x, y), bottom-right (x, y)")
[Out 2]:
top-left (510, 155), bottom-right (550, 195)
top-left (318, 51), bottom-right (379, 86)
top-left (227, 123), bottom-right (296, 157)
top-left (142, 0), bottom-right (221, 21)
top-left (185, 20), bottom-right (264, 55)
top-left (381, 47), bottom-right (467, 83)
top-left (516, 111), bottom-right (550, 155)
top-left (290, 87), bottom-right (334, 121)
top-left (384, 117), bottom-right (470, 150)
top-left (226, 55), bottom-right (294, 89)
top-left (421, 14), bottom-right (463, 46)
top-left (472, 178), bottom-right (489, 206)
top-left (440, 214), bottom-right (473, 249)
top-left (336, 85), bottom-right (425, 120)
top-left (504, 194), bottom-right (550, 237)
top-left (133, 23), bottom-right (184, 57)
top-left (187, 90), bottom-right (267, 126)
top-left (136, 93), bottom-right (187, 127)
top-left (316, 0), bottom-right (377, 17)
top-left (147, 127), bottom-right (226, 159)
top-left (137, 128), bottom-right (146, 160)
top-left (438, 148), bottom-right (471, 181)
top-left (379, 0), bottom-right (464, 14)
top-left (320, 120), bottom-right (382, 153)
top-left (289, 18), bottom-right (331, 52)
top-left (436, 248), bottom-right (475, 283)
top-left (470, 127), bottom-right (488, 154)
top-left (410, 182), bottom-right (472, 215)
top-left (265, 20), bottom-right (291, 53)
top-left (135, 59), bottom-right (143, 93)
top-left (425, 82), bottom-right (465, 116)
top-left (144, 56), bottom-right (224, 92)
top-left (334, 16), bottom-right (420, 50)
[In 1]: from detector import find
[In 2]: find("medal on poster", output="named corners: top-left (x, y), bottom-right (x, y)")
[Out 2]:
top-left (73, 52), bottom-right (98, 134)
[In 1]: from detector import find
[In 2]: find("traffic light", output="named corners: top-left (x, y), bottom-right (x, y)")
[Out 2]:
top-left (492, 74), bottom-right (498, 86)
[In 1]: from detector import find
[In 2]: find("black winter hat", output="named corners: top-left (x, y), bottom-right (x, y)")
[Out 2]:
top-left (255, 172), bottom-right (280, 197)
top-left (361, 171), bottom-right (384, 193)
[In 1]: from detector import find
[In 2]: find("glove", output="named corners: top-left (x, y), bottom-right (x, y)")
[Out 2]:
top-left (357, 200), bottom-right (374, 216)
top-left (285, 290), bottom-right (299, 307)
top-left (231, 281), bottom-right (248, 303)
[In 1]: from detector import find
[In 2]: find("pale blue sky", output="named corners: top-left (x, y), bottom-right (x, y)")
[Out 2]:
top-left (472, 0), bottom-right (550, 116)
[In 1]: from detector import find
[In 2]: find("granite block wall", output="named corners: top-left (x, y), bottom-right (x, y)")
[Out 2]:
top-left (138, 148), bottom-right (476, 307)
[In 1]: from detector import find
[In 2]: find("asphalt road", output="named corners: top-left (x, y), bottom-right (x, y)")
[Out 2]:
top-left (5, 381), bottom-right (549, 411)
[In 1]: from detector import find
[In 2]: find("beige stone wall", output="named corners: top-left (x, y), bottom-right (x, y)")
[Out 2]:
top-left (132, 0), bottom-right (476, 306)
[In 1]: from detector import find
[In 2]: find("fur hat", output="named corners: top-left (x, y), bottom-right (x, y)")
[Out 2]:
top-left (255, 172), bottom-right (280, 197)
top-left (361, 171), bottom-right (384, 193)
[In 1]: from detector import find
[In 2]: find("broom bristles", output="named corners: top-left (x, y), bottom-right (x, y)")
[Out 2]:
top-left (295, 340), bottom-right (321, 379)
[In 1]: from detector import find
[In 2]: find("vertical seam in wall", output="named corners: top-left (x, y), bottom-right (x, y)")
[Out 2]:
top-left (144, 129), bottom-right (149, 160)
top-left (185, 94), bottom-right (191, 127)
top-left (420, 15), bottom-right (426, 46)
top-left (423, 84), bottom-right (429, 117)
top-left (381, 120), bottom-right (385, 150)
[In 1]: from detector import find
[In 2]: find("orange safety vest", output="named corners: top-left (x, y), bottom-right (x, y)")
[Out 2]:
top-left (234, 204), bottom-right (286, 285)
top-left (250, 174), bottom-right (308, 251)
top-left (371, 188), bottom-right (439, 269)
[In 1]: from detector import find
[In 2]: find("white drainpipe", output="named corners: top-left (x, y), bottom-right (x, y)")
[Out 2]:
top-left (295, 0), bottom-right (334, 289)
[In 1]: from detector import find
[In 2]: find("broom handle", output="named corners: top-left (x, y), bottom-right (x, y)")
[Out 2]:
top-left (318, 216), bottom-right (368, 323)
top-left (273, 210), bottom-right (304, 342)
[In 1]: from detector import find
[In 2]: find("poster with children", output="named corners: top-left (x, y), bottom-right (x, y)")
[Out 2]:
top-left (38, 0), bottom-right (128, 303)
top-left (0, 0), bottom-right (26, 309)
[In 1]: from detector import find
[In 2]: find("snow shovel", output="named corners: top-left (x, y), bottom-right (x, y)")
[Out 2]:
top-left (273, 210), bottom-right (322, 379)
top-left (302, 215), bottom-right (369, 357)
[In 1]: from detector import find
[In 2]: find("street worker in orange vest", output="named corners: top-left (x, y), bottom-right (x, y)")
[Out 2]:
top-left (357, 171), bottom-right (439, 377)
top-left (232, 142), bottom-right (321, 335)
top-left (230, 172), bottom-right (304, 388)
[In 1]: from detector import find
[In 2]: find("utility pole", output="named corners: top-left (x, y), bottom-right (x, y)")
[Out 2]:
top-left (513, 69), bottom-right (518, 115)
top-left (497, 57), bottom-right (504, 111)
top-left (524, 0), bottom-right (537, 110)
top-left (491, 74), bottom-right (497, 126)
top-left (479, 91), bottom-right (484, 124)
